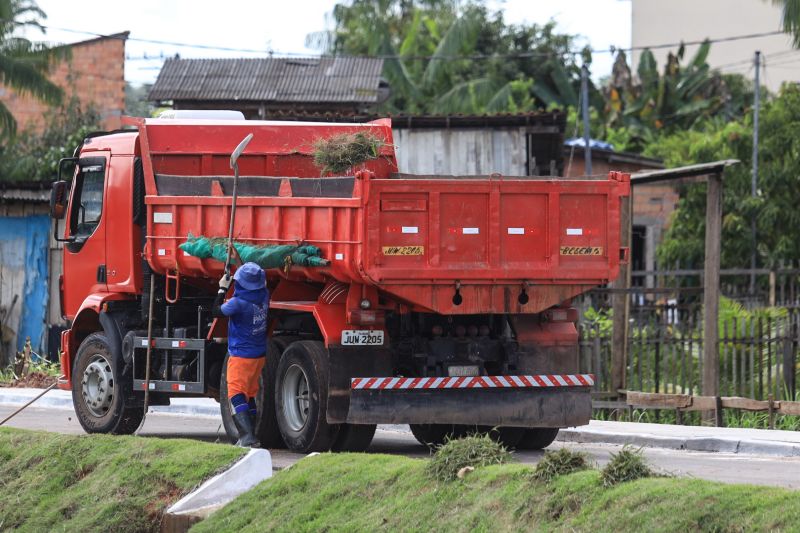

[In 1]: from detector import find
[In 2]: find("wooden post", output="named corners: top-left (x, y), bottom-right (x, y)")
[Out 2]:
top-left (703, 172), bottom-right (723, 423)
top-left (611, 192), bottom-right (631, 397)
top-left (769, 269), bottom-right (776, 307)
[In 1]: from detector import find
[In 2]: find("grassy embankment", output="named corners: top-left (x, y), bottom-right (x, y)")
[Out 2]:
top-left (0, 427), bottom-right (245, 532)
top-left (195, 452), bottom-right (800, 533)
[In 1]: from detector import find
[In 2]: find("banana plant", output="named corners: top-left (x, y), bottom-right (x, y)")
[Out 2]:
top-left (603, 40), bottom-right (731, 150)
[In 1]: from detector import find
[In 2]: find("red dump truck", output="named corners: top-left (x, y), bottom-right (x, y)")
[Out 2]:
top-left (49, 115), bottom-right (629, 453)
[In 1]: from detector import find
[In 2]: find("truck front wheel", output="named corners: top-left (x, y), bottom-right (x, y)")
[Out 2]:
top-left (275, 341), bottom-right (339, 452)
top-left (72, 332), bottom-right (143, 434)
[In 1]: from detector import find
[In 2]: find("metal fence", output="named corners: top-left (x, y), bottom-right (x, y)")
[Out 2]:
top-left (577, 266), bottom-right (800, 401)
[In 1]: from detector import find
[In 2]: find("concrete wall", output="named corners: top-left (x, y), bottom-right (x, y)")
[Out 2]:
top-left (632, 0), bottom-right (796, 93)
top-left (0, 35), bottom-right (127, 133)
top-left (392, 128), bottom-right (528, 175)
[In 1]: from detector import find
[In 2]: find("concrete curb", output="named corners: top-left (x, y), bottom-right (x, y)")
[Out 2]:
top-left (0, 388), bottom-right (221, 418)
top-left (4, 388), bottom-right (799, 457)
top-left (558, 428), bottom-right (800, 457)
top-left (161, 448), bottom-right (272, 532)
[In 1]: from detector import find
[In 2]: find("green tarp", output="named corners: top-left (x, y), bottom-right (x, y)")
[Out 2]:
top-left (179, 234), bottom-right (328, 268)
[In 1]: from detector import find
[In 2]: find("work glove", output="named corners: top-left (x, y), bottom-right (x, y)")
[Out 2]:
top-left (219, 274), bottom-right (232, 291)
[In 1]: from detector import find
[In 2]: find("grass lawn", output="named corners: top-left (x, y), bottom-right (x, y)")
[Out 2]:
top-left (194, 453), bottom-right (800, 533)
top-left (0, 427), bottom-right (245, 533)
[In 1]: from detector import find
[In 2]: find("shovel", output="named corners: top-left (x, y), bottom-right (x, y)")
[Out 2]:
top-left (224, 133), bottom-right (254, 278)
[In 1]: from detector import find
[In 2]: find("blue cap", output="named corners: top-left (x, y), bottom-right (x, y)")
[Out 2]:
top-left (233, 262), bottom-right (265, 290)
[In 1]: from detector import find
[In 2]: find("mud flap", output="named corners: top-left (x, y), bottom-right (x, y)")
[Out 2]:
top-left (327, 345), bottom-right (393, 423)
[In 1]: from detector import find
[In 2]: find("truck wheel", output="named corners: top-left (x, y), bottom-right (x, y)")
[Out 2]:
top-left (272, 335), bottom-right (300, 353)
top-left (255, 340), bottom-right (285, 449)
top-left (516, 428), bottom-right (559, 450)
top-left (409, 424), bottom-right (460, 449)
top-left (467, 426), bottom-right (525, 449)
top-left (72, 332), bottom-right (143, 434)
top-left (332, 424), bottom-right (376, 452)
top-left (275, 341), bottom-right (339, 452)
top-left (218, 354), bottom-right (239, 444)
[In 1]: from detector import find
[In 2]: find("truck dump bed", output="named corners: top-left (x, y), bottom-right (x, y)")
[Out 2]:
top-left (134, 117), bottom-right (629, 315)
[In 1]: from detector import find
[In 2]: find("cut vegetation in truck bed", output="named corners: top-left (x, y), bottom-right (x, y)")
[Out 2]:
top-left (0, 428), bottom-right (245, 533)
top-left (194, 453), bottom-right (800, 533)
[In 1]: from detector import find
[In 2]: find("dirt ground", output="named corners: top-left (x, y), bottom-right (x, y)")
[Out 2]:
top-left (0, 372), bottom-right (58, 389)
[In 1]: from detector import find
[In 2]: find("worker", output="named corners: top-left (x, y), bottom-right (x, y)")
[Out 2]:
top-left (212, 262), bottom-right (269, 447)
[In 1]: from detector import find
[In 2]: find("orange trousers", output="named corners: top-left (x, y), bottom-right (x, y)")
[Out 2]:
top-left (226, 356), bottom-right (266, 399)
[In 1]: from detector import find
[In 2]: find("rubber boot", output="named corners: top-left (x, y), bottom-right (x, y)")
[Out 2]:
top-left (233, 410), bottom-right (260, 447)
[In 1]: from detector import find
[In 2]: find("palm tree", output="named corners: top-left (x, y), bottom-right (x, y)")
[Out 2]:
top-left (0, 0), bottom-right (64, 139)
top-left (774, 0), bottom-right (800, 46)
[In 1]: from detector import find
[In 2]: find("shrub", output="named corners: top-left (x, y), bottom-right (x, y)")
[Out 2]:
top-left (532, 448), bottom-right (589, 483)
top-left (427, 434), bottom-right (511, 482)
top-left (600, 446), bottom-right (654, 486)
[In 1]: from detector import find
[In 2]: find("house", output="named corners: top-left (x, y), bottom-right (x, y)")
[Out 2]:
top-left (148, 57), bottom-right (389, 117)
top-left (0, 182), bottom-right (60, 364)
top-left (0, 32), bottom-right (128, 133)
top-left (0, 32), bottom-right (128, 363)
top-left (631, 0), bottom-right (793, 92)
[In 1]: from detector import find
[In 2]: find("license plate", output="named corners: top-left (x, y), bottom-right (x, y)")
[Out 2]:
top-left (341, 330), bottom-right (385, 346)
top-left (448, 365), bottom-right (480, 377)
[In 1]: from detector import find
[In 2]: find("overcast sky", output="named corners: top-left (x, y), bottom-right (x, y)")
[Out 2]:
top-left (24, 0), bottom-right (633, 86)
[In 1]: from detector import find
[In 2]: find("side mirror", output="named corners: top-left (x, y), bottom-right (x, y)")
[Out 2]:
top-left (49, 180), bottom-right (68, 219)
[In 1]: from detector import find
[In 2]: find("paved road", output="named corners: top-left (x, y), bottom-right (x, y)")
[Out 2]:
top-left (2, 405), bottom-right (799, 489)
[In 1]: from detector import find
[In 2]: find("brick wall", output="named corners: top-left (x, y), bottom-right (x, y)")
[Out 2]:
top-left (633, 183), bottom-right (680, 228)
top-left (0, 33), bottom-right (127, 133)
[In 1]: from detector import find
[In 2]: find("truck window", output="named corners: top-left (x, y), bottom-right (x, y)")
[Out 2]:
top-left (69, 159), bottom-right (106, 237)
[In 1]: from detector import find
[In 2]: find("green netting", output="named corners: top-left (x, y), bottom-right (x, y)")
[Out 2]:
top-left (179, 233), bottom-right (329, 268)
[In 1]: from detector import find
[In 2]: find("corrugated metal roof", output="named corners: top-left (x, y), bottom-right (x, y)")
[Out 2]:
top-left (0, 188), bottom-right (49, 202)
top-left (231, 110), bottom-right (566, 129)
top-left (149, 57), bottom-right (385, 103)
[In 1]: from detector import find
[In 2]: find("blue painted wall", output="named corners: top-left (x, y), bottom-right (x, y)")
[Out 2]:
top-left (0, 215), bottom-right (49, 353)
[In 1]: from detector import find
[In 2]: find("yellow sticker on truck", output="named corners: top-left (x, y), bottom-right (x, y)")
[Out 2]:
top-left (560, 246), bottom-right (603, 256)
top-left (382, 245), bottom-right (424, 256)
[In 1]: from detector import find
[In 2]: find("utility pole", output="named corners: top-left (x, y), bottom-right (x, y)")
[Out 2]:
top-left (581, 64), bottom-right (592, 176)
top-left (750, 50), bottom-right (760, 295)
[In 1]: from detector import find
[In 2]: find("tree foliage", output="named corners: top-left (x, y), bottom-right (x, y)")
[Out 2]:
top-left (310, 0), bottom-right (594, 114)
top-left (602, 43), bottom-right (752, 152)
top-left (0, 0), bottom-right (65, 139)
top-left (774, 0), bottom-right (800, 47)
top-left (646, 84), bottom-right (800, 269)
top-left (125, 82), bottom-right (155, 118)
top-left (0, 96), bottom-right (99, 182)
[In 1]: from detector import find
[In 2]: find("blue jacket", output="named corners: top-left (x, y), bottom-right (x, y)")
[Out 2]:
top-left (220, 281), bottom-right (269, 358)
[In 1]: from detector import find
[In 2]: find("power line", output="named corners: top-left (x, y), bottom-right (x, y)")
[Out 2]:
top-left (20, 21), bottom-right (791, 63)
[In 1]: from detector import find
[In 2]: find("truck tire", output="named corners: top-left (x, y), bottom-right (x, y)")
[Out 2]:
top-left (219, 345), bottom-right (286, 448)
top-left (272, 335), bottom-right (300, 353)
top-left (332, 424), bottom-right (376, 452)
top-left (516, 428), bottom-right (559, 450)
top-left (275, 341), bottom-right (339, 452)
top-left (409, 424), bottom-right (461, 449)
top-left (218, 355), bottom-right (239, 444)
top-left (72, 332), bottom-right (143, 434)
top-left (468, 426), bottom-right (525, 449)
top-left (255, 340), bottom-right (285, 449)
